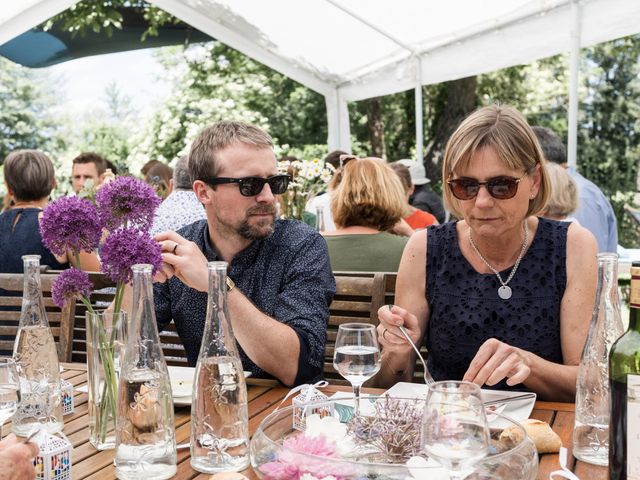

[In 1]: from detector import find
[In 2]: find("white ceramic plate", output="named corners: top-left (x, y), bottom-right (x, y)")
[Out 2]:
top-left (167, 366), bottom-right (252, 406)
top-left (384, 382), bottom-right (536, 428)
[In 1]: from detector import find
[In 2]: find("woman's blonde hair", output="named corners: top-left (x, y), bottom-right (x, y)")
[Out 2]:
top-left (442, 105), bottom-right (550, 218)
top-left (331, 157), bottom-right (406, 231)
top-left (543, 162), bottom-right (578, 219)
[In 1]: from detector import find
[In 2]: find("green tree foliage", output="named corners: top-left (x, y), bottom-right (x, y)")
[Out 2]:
top-left (44, 0), bottom-right (177, 40)
top-left (0, 58), bottom-right (58, 164)
top-left (578, 36), bottom-right (640, 246)
top-left (136, 42), bottom-right (327, 163)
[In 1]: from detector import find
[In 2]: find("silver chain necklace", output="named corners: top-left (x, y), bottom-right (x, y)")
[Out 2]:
top-left (468, 221), bottom-right (529, 300)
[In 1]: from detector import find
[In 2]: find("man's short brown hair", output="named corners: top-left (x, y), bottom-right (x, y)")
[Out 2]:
top-left (72, 152), bottom-right (107, 175)
top-left (4, 149), bottom-right (55, 201)
top-left (189, 121), bottom-right (273, 182)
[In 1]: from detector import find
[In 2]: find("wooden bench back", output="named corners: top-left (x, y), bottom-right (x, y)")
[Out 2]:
top-left (0, 273), bottom-right (75, 362)
top-left (70, 273), bottom-right (189, 366)
top-left (325, 272), bottom-right (392, 384)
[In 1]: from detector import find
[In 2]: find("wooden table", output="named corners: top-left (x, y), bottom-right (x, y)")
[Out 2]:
top-left (47, 364), bottom-right (607, 479)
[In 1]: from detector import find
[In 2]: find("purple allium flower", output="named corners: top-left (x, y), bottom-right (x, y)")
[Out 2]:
top-left (52, 268), bottom-right (93, 308)
top-left (100, 227), bottom-right (162, 284)
top-left (40, 196), bottom-right (102, 256)
top-left (95, 176), bottom-right (161, 231)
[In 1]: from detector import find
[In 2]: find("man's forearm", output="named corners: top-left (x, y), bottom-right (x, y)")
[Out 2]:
top-left (227, 288), bottom-right (301, 386)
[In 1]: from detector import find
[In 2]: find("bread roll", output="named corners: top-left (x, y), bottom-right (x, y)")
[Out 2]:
top-left (499, 419), bottom-right (562, 454)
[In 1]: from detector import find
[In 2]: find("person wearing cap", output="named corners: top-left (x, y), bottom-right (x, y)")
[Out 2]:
top-left (397, 159), bottom-right (446, 224)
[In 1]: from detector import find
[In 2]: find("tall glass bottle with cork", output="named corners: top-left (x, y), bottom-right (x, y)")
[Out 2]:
top-left (190, 261), bottom-right (249, 473)
top-left (12, 255), bottom-right (63, 435)
top-left (114, 264), bottom-right (176, 480)
top-left (609, 261), bottom-right (640, 480)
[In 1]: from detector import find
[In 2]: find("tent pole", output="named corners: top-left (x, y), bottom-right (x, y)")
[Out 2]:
top-left (567, 0), bottom-right (581, 172)
top-left (325, 89), bottom-right (352, 153)
top-left (415, 57), bottom-right (424, 163)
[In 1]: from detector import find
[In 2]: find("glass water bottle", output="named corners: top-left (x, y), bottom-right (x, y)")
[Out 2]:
top-left (12, 255), bottom-right (63, 435)
top-left (190, 262), bottom-right (249, 473)
top-left (573, 253), bottom-right (624, 465)
top-left (609, 261), bottom-right (640, 480)
top-left (315, 205), bottom-right (326, 232)
top-left (114, 264), bottom-right (177, 480)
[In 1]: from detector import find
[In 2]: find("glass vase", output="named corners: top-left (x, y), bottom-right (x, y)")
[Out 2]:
top-left (190, 261), bottom-right (249, 473)
top-left (12, 254), bottom-right (63, 436)
top-left (115, 264), bottom-right (177, 479)
top-left (573, 252), bottom-right (624, 465)
top-left (86, 311), bottom-right (127, 450)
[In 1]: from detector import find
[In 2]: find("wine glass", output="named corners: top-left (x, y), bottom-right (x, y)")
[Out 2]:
top-left (332, 323), bottom-right (380, 416)
top-left (0, 358), bottom-right (21, 438)
top-left (421, 381), bottom-right (490, 479)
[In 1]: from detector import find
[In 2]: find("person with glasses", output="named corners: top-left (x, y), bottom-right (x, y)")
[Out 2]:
top-left (376, 105), bottom-right (598, 401)
top-left (151, 121), bottom-right (336, 386)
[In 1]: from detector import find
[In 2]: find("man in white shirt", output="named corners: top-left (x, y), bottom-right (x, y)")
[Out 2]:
top-left (150, 155), bottom-right (206, 236)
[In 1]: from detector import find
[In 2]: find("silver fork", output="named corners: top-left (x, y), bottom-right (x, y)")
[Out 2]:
top-left (397, 325), bottom-right (435, 385)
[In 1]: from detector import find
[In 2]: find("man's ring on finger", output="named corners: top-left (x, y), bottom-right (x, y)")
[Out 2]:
top-left (382, 328), bottom-right (388, 340)
top-left (172, 243), bottom-right (179, 255)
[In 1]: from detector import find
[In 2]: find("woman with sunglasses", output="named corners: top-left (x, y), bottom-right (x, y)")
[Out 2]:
top-left (376, 105), bottom-right (598, 401)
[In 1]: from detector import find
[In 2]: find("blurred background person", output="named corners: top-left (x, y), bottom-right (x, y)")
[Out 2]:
top-left (533, 126), bottom-right (617, 252)
top-left (541, 162), bottom-right (579, 222)
top-left (142, 161), bottom-right (173, 199)
top-left (71, 152), bottom-right (107, 194)
top-left (397, 159), bottom-right (446, 224)
top-left (0, 150), bottom-right (100, 273)
top-left (323, 157), bottom-right (408, 272)
top-left (150, 155), bottom-right (206, 236)
top-left (390, 162), bottom-right (438, 230)
top-left (305, 150), bottom-right (347, 232)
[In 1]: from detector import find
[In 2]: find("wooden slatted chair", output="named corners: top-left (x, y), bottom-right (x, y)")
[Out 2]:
top-left (70, 272), bottom-right (189, 366)
top-left (0, 272), bottom-right (75, 362)
top-left (325, 271), bottom-right (427, 385)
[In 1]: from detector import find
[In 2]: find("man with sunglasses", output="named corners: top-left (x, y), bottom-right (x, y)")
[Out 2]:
top-left (154, 121), bottom-right (335, 386)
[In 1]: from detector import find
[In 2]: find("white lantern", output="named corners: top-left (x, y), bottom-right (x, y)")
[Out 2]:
top-left (60, 380), bottom-right (74, 416)
top-left (32, 430), bottom-right (72, 480)
top-left (292, 385), bottom-right (334, 431)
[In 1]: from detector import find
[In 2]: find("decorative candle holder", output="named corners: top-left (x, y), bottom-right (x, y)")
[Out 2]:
top-left (292, 385), bottom-right (333, 431)
top-left (32, 430), bottom-right (72, 480)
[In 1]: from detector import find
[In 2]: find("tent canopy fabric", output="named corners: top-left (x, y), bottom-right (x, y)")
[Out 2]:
top-left (1, 0), bottom-right (639, 151)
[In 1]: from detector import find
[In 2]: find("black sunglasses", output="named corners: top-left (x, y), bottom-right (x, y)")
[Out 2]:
top-left (447, 174), bottom-right (526, 200)
top-left (204, 174), bottom-right (291, 197)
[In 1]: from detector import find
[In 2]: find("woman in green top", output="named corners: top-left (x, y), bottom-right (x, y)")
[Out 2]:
top-left (323, 157), bottom-right (410, 272)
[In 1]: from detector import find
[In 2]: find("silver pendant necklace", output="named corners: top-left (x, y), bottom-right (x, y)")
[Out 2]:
top-left (468, 221), bottom-right (529, 300)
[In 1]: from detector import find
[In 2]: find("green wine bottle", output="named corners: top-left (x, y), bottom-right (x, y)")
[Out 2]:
top-left (609, 261), bottom-right (640, 480)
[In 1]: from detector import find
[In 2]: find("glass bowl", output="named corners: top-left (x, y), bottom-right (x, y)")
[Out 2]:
top-left (250, 396), bottom-right (538, 480)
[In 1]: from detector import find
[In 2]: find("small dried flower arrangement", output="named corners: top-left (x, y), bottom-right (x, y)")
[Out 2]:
top-left (347, 395), bottom-right (424, 463)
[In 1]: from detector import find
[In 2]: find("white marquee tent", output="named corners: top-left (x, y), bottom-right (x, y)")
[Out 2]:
top-left (2, 0), bottom-right (640, 167)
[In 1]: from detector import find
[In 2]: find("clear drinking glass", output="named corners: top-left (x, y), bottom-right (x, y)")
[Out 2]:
top-left (332, 323), bottom-right (381, 416)
top-left (421, 381), bottom-right (490, 479)
top-left (0, 358), bottom-right (20, 438)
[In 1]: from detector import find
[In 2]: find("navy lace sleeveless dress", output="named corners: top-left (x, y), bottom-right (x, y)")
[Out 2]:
top-left (0, 208), bottom-right (68, 274)
top-left (425, 217), bottom-right (568, 391)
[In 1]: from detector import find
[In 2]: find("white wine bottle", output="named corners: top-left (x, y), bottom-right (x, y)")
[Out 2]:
top-left (609, 261), bottom-right (640, 479)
